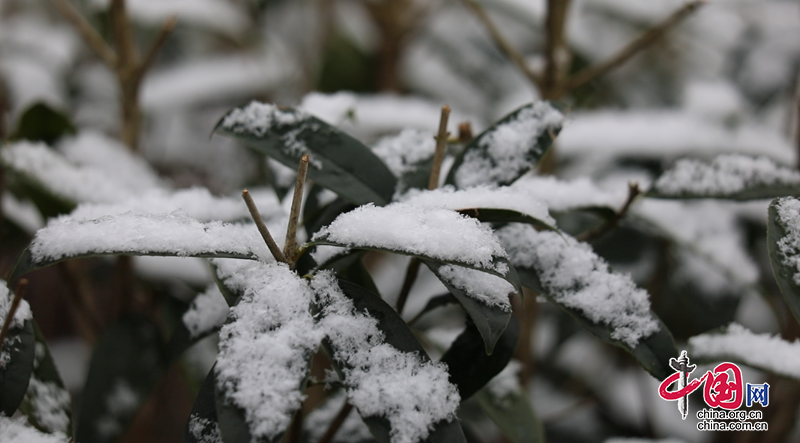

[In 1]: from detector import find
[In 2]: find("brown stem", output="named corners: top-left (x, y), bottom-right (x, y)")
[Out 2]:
top-left (427, 105), bottom-right (450, 190)
top-left (242, 189), bottom-right (290, 264)
top-left (288, 408), bottom-right (304, 443)
top-left (558, 0), bottom-right (704, 97)
top-left (315, 401), bottom-right (354, 443)
top-left (48, 0), bottom-right (117, 67)
top-left (285, 155), bottom-right (310, 264)
top-left (0, 279), bottom-right (27, 350)
top-left (458, 0), bottom-right (542, 89)
top-left (395, 258), bottom-right (421, 315)
top-left (542, 0), bottom-right (572, 99)
top-left (577, 182), bottom-right (641, 242)
top-left (795, 77), bottom-right (800, 170)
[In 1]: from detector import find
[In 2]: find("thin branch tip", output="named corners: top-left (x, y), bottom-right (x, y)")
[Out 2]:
top-left (242, 189), bottom-right (290, 264)
top-left (284, 156), bottom-right (311, 263)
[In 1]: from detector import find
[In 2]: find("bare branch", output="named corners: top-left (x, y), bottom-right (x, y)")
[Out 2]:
top-left (395, 258), bottom-right (421, 315)
top-left (284, 155), bottom-right (310, 264)
top-left (242, 189), bottom-right (290, 264)
top-left (577, 182), bottom-right (641, 242)
top-left (428, 105), bottom-right (451, 190)
top-left (458, 0), bottom-right (542, 89)
top-left (110, 0), bottom-right (141, 69)
top-left (0, 279), bottom-right (27, 349)
top-left (542, 0), bottom-right (573, 98)
top-left (559, 0), bottom-right (704, 96)
top-left (138, 16), bottom-right (177, 81)
top-left (48, 0), bottom-right (117, 67)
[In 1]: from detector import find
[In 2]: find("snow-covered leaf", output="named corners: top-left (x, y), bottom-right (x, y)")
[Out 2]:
top-left (689, 323), bottom-right (800, 381)
top-left (11, 102), bottom-right (75, 145)
top-left (649, 155), bottom-right (800, 200)
top-left (184, 367), bottom-right (222, 443)
top-left (309, 203), bottom-right (521, 294)
top-left (446, 102), bottom-right (563, 189)
top-left (166, 285), bottom-right (230, 365)
top-left (311, 275), bottom-right (466, 443)
top-left (371, 129), bottom-right (435, 194)
top-left (424, 261), bottom-right (514, 355)
top-left (767, 197), bottom-right (800, 324)
top-left (75, 316), bottom-right (166, 443)
top-left (0, 416), bottom-right (69, 443)
top-left (473, 361), bottom-right (543, 443)
top-left (19, 321), bottom-right (72, 437)
top-left (495, 225), bottom-right (677, 379)
top-left (0, 284), bottom-right (35, 417)
top-left (215, 102), bottom-right (397, 205)
top-left (440, 316), bottom-right (519, 400)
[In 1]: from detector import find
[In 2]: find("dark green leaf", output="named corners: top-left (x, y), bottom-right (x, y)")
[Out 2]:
top-left (424, 261), bottom-right (513, 355)
top-left (318, 280), bottom-right (467, 443)
top-left (767, 198), bottom-right (800, 325)
top-left (457, 208), bottom-right (556, 231)
top-left (215, 385), bottom-right (253, 443)
top-left (12, 102), bottom-right (76, 145)
top-left (0, 295), bottom-right (35, 417)
top-left (440, 316), bottom-right (519, 400)
top-left (76, 316), bottom-right (166, 443)
top-left (20, 320), bottom-right (73, 437)
top-left (215, 104), bottom-right (396, 205)
top-left (474, 383), bottom-right (543, 443)
top-left (184, 366), bottom-right (222, 443)
top-left (445, 102), bottom-right (562, 189)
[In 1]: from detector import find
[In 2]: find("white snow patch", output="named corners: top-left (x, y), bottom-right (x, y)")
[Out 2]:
top-left (371, 128), bottom-right (436, 178)
top-left (96, 380), bottom-right (139, 438)
top-left (437, 265), bottom-right (513, 311)
top-left (26, 378), bottom-right (71, 434)
top-left (511, 175), bottom-right (627, 212)
top-left (215, 262), bottom-right (322, 441)
top-left (486, 360), bottom-right (523, 403)
top-left (299, 91), bottom-right (358, 126)
top-left (2, 192), bottom-right (44, 234)
top-left (0, 283), bottom-right (33, 368)
top-left (0, 416), bottom-right (68, 443)
top-left (312, 203), bottom-right (508, 274)
top-left (689, 323), bottom-right (800, 380)
top-left (772, 197), bottom-right (800, 287)
top-left (496, 225), bottom-right (659, 346)
top-left (311, 272), bottom-right (460, 443)
top-left (187, 414), bottom-right (222, 443)
top-left (183, 284), bottom-right (229, 339)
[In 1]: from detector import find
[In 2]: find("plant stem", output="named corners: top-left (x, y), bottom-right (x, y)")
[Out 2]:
top-left (458, 0), bottom-right (542, 89)
top-left (395, 258), bottom-right (421, 316)
top-left (542, 0), bottom-right (572, 99)
top-left (285, 155), bottom-right (310, 264)
top-left (0, 279), bottom-right (27, 349)
top-left (315, 401), bottom-right (354, 443)
top-left (427, 105), bottom-right (450, 190)
top-left (557, 0), bottom-right (704, 97)
top-left (48, 0), bottom-right (117, 67)
top-left (139, 17), bottom-right (177, 76)
top-left (242, 189), bottom-right (290, 264)
top-left (577, 182), bottom-right (641, 242)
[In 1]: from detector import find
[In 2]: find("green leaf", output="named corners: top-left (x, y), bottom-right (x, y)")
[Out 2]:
top-left (473, 382), bottom-right (543, 443)
top-left (317, 280), bottom-right (467, 443)
top-left (424, 261), bottom-right (513, 355)
top-left (76, 316), bottom-right (166, 443)
top-left (0, 300), bottom-right (35, 417)
top-left (12, 102), bottom-right (76, 145)
top-left (184, 366), bottom-right (221, 443)
top-left (445, 102), bottom-right (563, 189)
top-left (215, 385), bottom-right (253, 443)
top-left (440, 316), bottom-right (519, 400)
top-left (215, 103), bottom-right (396, 205)
top-left (20, 320), bottom-right (73, 437)
top-left (767, 198), bottom-right (800, 325)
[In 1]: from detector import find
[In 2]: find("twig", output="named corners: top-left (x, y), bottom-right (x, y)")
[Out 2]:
top-left (242, 189), bottom-right (290, 264)
top-left (285, 155), bottom-right (310, 264)
top-left (427, 105), bottom-right (451, 190)
top-left (0, 279), bottom-right (27, 350)
top-left (458, 0), bottom-right (542, 89)
top-left (48, 0), bottom-right (117, 67)
top-left (558, 0), bottom-right (704, 96)
top-left (577, 182), bottom-right (641, 242)
top-left (315, 401), bottom-right (354, 443)
top-left (395, 258), bottom-right (421, 315)
top-left (139, 16), bottom-right (177, 79)
top-left (542, 0), bottom-right (573, 98)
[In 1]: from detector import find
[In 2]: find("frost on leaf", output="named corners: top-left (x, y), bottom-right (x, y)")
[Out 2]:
top-left (311, 272), bottom-right (460, 443)
top-left (215, 262), bottom-right (322, 441)
top-left (651, 154), bottom-right (800, 199)
top-left (187, 414), bottom-right (222, 443)
top-left (689, 323), bottom-right (800, 380)
top-left (453, 102), bottom-right (563, 188)
top-left (496, 225), bottom-right (659, 347)
top-left (436, 265), bottom-right (513, 311)
top-left (312, 203), bottom-right (508, 274)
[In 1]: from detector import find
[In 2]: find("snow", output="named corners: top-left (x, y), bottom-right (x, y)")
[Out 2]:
top-left (182, 284), bottom-right (230, 339)
top-left (495, 225), bottom-right (659, 347)
top-left (299, 91), bottom-right (358, 126)
top-left (652, 155), bottom-right (800, 198)
top-left (2, 192), bottom-right (44, 234)
top-left (215, 262), bottom-right (321, 440)
top-left (0, 282), bottom-right (33, 367)
top-left (772, 197), bottom-right (800, 287)
top-left (187, 414), bottom-right (222, 443)
top-left (689, 323), bottom-right (800, 380)
top-left (436, 265), bottom-right (514, 311)
top-left (304, 392), bottom-right (372, 443)
top-left (0, 417), bottom-right (68, 443)
top-left (486, 360), bottom-right (523, 402)
top-left (399, 185), bottom-right (556, 227)
top-left (133, 256), bottom-right (212, 286)
top-left (511, 175), bottom-right (628, 212)
top-left (311, 245), bottom-right (349, 267)
top-left (29, 212), bottom-right (271, 264)
top-left (311, 272), bottom-right (460, 443)
top-left (312, 203), bottom-right (509, 274)
top-left (25, 377), bottom-right (71, 434)
top-left (453, 102), bottom-right (564, 188)
top-left (96, 380), bottom-right (139, 438)
top-left (371, 128), bottom-right (435, 178)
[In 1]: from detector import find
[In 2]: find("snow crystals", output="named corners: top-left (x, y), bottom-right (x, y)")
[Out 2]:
top-left (496, 224), bottom-right (659, 347)
top-left (0, 417), bottom-right (68, 443)
top-left (436, 265), bottom-right (514, 311)
top-left (182, 284), bottom-right (229, 339)
top-left (772, 197), bottom-right (800, 286)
